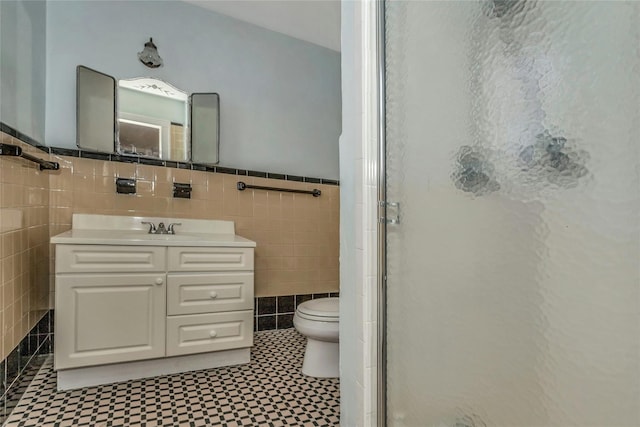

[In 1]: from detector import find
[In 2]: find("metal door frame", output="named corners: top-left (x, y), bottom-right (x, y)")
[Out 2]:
top-left (376, 0), bottom-right (388, 426)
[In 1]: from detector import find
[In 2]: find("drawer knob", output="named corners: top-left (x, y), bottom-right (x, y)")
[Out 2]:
top-left (155, 277), bottom-right (164, 285)
top-left (209, 291), bottom-right (218, 299)
top-left (209, 330), bottom-right (217, 338)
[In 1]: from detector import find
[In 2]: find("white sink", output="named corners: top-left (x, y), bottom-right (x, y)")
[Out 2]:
top-left (51, 214), bottom-right (256, 247)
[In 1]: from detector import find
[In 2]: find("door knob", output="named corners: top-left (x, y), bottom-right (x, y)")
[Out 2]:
top-left (155, 277), bottom-right (164, 285)
top-left (209, 330), bottom-right (217, 338)
top-left (209, 291), bottom-right (218, 299)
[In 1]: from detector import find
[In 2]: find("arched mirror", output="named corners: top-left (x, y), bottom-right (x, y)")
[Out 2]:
top-left (117, 77), bottom-right (189, 161)
top-left (76, 65), bottom-right (219, 165)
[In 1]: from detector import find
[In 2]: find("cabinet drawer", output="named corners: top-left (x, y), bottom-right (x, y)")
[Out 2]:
top-left (166, 311), bottom-right (253, 357)
top-left (167, 247), bottom-right (253, 272)
top-left (56, 245), bottom-right (165, 273)
top-left (167, 273), bottom-right (254, 316)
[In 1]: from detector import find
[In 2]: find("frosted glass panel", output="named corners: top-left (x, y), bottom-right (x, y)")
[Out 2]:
top-left (384, 1), bottom-right (640, 426)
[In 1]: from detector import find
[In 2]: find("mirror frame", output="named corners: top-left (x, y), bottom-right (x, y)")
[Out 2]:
top-left (76, 65), bottom-right (117, 153)
top-left (76, 65), bottom-right (221, 165)
top-left (190, 92), bottom-right (220, 166)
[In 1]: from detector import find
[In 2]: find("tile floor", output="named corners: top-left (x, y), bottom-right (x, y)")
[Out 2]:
top-left (4, 329), bottom-right (340, 427)
top-left (2, 355), bottom-right (49, 423)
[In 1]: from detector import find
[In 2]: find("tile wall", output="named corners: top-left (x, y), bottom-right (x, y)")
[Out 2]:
top-left (47, 154), bottom-right (340, 304)
top-left (0, 125), bottom-right (340, 420)
top-left (0, 132), bottom-right (50, 361)
top-left (340, 2), bottom-right (380, 423)
top-left (0, 312), bottom-right (52, 423)
top-left (254, 292), bottom-right (339, 331)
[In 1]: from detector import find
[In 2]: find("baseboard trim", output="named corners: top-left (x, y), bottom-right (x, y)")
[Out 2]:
top-left (56, 348), bottom-right (250, 391)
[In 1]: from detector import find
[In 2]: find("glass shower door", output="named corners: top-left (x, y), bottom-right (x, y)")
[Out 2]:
top-left (384, 1), bottom-right (640, 425)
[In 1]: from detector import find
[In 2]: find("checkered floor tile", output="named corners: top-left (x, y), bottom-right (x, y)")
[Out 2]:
top-left (2, 354), bottom-right (49, 423)
top-left (4, 329), bottom-right (340, 426)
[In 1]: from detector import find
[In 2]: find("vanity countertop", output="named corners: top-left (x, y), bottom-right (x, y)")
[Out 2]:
top-left (51, 229), bottom-right (256, 247)
top-left (50, 214), bottom-right (256, 247)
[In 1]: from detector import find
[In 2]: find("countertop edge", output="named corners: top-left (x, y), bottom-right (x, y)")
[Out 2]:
top-left (50, 232), bottom-right (257, 248)
top-left (50, 237), bottom-right (257, 247)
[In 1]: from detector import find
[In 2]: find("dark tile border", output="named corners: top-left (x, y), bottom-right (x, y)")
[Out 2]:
top-left (79, 151), bottom-right (111, 161)
top-left (111, 154), bottom-right (139, 164)
top-left (138, 157), bottom-right (164, 166)
top-left (49, 147), bottom-right (79, 157)
top-left (267, 172), bottom-right (286, 180)
top-left (1, 121), bottom-right (340, 186)
top-left (254, 292), bottom-right (339, 332)
top-left (0, 310), bottom-right (54, 423)
top-left (215, 166), bottom-right (237, 175)
top-left (0, 122), bottom-right (49, 153)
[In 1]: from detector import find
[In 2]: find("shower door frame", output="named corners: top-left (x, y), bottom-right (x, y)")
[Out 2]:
top-left (373, 1), bottom-right (640, 425)
top-left (376, 1), bottom-right (387, 426)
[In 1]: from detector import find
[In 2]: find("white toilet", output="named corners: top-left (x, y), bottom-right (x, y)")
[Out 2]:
top-left (293, 297), bottom-right (339, 378)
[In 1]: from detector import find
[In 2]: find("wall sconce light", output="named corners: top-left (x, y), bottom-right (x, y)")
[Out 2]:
top-left (138, 37), bottom-right (163, 68)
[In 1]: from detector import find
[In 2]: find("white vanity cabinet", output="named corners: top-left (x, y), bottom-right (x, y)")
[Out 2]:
top-left (52, 215), bottom-right (256, 390)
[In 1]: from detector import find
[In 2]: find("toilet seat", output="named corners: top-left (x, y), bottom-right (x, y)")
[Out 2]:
top-left (296, 297), bottom-right (339, 322)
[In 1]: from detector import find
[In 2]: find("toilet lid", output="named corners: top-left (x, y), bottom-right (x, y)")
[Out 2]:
top-left (297, 297), bottom-right (339, 320)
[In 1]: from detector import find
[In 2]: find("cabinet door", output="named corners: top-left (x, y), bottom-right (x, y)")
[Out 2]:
top-left (55, 273), bottom-right (166, 370)
top-left (167, 273), bottom-right (254, 315)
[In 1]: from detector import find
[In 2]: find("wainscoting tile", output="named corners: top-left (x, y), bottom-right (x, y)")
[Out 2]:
top-left (0, 310), bottom-right (54, 424)
top-left (257, 297), bottom-right (276, 315)
top-left (0, 359), bottom-right (5, 396)
top-left (276, 296), bottom-right (295, 314)
top-left (254, 293), bottom-right (339, 332)
top-left (256, 315), bottom-right (277, 331)
top-left (295, 294), bottom-right (313, 307)
top-left (277, 314), bottom-right (294, 329)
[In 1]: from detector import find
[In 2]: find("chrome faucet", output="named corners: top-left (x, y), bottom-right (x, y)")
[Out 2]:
top-left (141, 221), bottom-right (156, 233)
top-left (141, 221), bottom-right (181, 235)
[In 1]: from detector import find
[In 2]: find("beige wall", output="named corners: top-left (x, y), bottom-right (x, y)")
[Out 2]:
top-left (0, 132), bottom-right (50, 360)
top-left (48, 155), bottom-right (339, 300)
top-left (0, 129), bottom-right (339, 360)
top-left (0, 129), bottom-right (340, 358)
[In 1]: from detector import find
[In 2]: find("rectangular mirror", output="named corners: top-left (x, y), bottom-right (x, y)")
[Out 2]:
top-left (190, 93), bottom-right (220, 165)
top-left (76, 66), bottom-right (116, 153)
top-left (76, 66), bottom-right (219, 164)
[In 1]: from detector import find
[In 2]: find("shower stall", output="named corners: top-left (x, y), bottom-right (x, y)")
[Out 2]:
top-left (380, 1), bottom-right (640, 425)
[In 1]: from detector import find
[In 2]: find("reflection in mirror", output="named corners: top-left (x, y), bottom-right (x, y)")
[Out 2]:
top-left (118, 78), bottom-right (189, 162)
top-left (77, 66), bottom-right (116, 152)
top-left (191, 93), bottom-right (220, 165)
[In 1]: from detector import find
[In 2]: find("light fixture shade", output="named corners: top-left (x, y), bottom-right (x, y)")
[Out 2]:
top-left (138, 38), bottom-right (163, 68)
